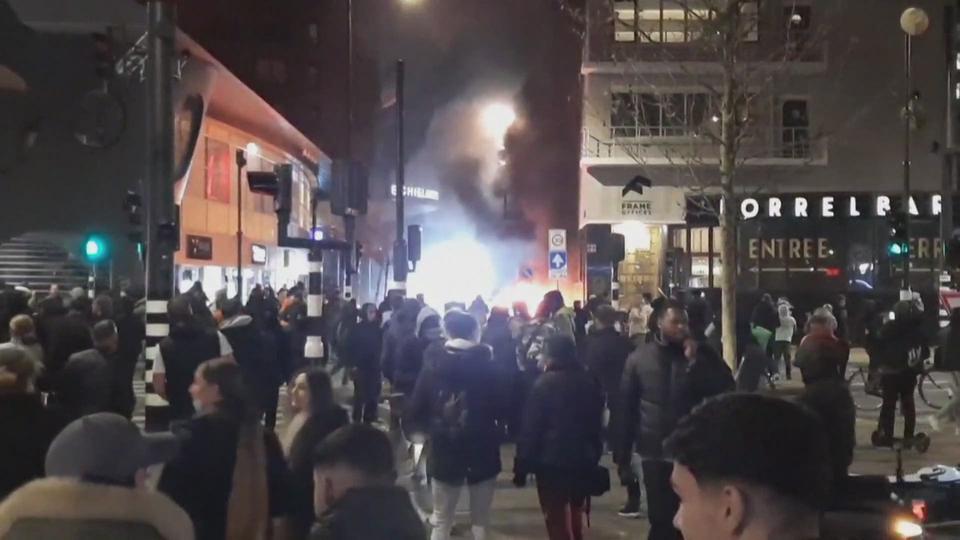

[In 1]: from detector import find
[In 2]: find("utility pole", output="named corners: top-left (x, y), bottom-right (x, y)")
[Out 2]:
top-left (393, 59), bottom-right (407, 289)
top-left (343, 0), bottom-right (356, 301)
top-left (236, 149), bottom-right (246, 299)
top-left (143, 0), bottom-right (177, 432)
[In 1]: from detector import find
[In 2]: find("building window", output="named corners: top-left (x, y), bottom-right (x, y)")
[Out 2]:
top-left (614, 1), bottom-right (758, 43)
top-left (614, 1), bottom-right (717, 43)
top-left (204, 138), bottom-right (231, 203)
top-left (610, 91), bottom-right (712, 138)
top-left (781, 99), bottom-right (810, 158)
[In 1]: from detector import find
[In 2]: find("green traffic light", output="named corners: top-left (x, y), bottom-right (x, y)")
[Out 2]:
top-left (83, 235), bottom-right (108, 262)
top-left (889, 243), bottom-right (904, 256)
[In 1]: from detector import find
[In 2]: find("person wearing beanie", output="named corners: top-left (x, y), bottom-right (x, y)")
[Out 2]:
top-left (0, 412), bottom-right (190, 540)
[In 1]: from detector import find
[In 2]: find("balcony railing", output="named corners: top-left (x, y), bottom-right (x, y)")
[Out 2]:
top-left (581, 126), bottom-right (824, 164)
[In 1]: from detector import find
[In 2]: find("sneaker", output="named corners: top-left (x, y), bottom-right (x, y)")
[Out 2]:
top-left (618, 502), bottom-right (641, 518)
top-left (929, 415), bottom-right (942, 433)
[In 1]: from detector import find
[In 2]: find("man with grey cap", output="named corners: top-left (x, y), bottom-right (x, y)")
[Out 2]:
top-left (0, 412), bottom-right (192, 539)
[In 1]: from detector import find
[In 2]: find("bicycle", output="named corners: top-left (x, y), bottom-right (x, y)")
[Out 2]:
top-left (847, 362), bottom-right (954, 411)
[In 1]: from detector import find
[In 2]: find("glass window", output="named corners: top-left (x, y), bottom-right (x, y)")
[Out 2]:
top-left (615, 2), bottom-right (638, 42)
top-left (740, 0), bottom-right (759, 42)
top-left (204, 138), bottom-right (231, 203)
top-left (613, 91), bottom-right (712, 138)
top-left (611, 92), bottom-right (638, 137)
top-left (637, 4), bottom-right (662, 42)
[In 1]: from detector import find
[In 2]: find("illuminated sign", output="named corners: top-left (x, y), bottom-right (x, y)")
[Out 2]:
top-left (390, 184), bottom-right (440, 201)
top-left (251, 244), bottom-right (267, 265)
top-left (737, 194), bottom-right (942, 220)
top-left (186, 235), bottom-right (213, 260)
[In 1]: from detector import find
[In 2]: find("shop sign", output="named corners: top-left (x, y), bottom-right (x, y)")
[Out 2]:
top-left (738, 194), bottom-right (942, 220)
top-left (390, 184), bottom-right (440, 201)
top-left (251, 244), bottom-right (267, 265)
top-left (186, 235), bottom-right (213, 260)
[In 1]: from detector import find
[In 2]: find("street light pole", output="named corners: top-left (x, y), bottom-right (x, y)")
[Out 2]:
top-left (144, 0), bottom-right (176, 432)
top-left (900, 7), bottom-right (929, 293)
top-left (903, 31), bottom-right (914, 290)
top-left (393, 59), bottom-right (407, 288)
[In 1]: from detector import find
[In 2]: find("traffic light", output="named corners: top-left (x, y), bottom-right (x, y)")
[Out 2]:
top-left (83, 234), bottom-right (109, 263)
top-left (92, 32), bottom-right (113, 80)
top-left (330, 160), bottom-right (369, 217)
top-left (887, 211), bottom-right (908, 257)
top-left (248, 165), bottom-right (293, 214)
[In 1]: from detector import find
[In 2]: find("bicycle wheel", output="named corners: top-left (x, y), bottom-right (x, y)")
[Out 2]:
top-left (919, 373), bottom-right (954, 410)
top-left (847, 369), bottom-right (882, 411)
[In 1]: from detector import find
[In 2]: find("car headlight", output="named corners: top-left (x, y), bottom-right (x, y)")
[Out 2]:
top-left (893, 517), bottom-right (924, 538)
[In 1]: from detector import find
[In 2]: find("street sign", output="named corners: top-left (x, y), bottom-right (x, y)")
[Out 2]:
top-left (548, 229), bottom-right (568, 278)
top-left (549, 251), bottom-right (568, 278)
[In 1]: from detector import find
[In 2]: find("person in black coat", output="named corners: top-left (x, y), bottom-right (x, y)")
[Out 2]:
top-left (751, 293), bottom-right (779, 334)
top-left (311, 424), bottom-right (426, 540)
top-left (405, 310), bottom-right (505, 540)
top-left (874, 300), bottom-right (929, 445)
top-left (218, 297), bottom-right (272, 425)
top-left (515, 335), bottom-right (604, 540)
top-left (482, 307), bottom-right (519, 438)
top-left (617, 300), bottom-right (734, 540)
top-left (282, 369), bottom-right (349, 540)
top-left (159, 358), bottom-right (289, 540)
top-left (582, 304), bottom-right (638, 516)
top-left (112, 294), bottom-right (145, 419)
top-left (344, 303), bottom-right (383, 423)
top-left (0, 347), bottom-right (65, 500)
top-left (154, 296), bottom-right (230, 423)
top-left (37, 297), bottom-right (93, 392)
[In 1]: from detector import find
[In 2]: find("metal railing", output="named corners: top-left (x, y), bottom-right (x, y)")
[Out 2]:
top-left (582, 126), bottom-right (819, 162)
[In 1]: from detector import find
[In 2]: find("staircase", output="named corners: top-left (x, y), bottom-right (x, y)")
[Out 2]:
top-left (0, 235), bottom-right (91, 292)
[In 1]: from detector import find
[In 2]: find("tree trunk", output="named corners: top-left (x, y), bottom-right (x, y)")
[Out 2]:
top-left (719, 24), bottom-right (739, 371)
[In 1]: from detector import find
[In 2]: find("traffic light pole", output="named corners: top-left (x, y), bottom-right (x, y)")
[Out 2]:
top-left (343, 0), bottom-right (355, 302)
top-left (306, 246), bottom-right (324, 367)
top-left (144, 0), bottom-right (177, 432)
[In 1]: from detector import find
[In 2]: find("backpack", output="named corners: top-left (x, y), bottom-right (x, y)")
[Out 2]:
top-left (434, 384), bottom-right (469, 439)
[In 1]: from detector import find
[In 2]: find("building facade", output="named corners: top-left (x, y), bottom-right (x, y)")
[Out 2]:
top-left (0, 0), bottom-right (337, 298)
top-left (580, 0), bottom-right (957, 310)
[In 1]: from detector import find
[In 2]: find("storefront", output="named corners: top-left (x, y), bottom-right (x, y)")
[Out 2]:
top-left (579, 171), bottom-right (686, 304)
top-left (666, 192), bottom-right (949, 297)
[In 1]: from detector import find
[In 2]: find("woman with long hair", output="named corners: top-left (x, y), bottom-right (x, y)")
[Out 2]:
top-left (282, 368), bottom-right (349, 539)
top-left (159, 357), bottom-right (289, 540)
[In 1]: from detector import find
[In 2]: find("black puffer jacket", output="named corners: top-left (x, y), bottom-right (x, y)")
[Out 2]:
top-left (583, 327), bottom-right (633, 396)
top-left (405, 339), bottom-right (504, 485)
top-left (617, 338), bottom-right (734, 462)
top-left (310, 486), bottom-right (426, 540)
top-left (515, 361), bottom-right (603, 486)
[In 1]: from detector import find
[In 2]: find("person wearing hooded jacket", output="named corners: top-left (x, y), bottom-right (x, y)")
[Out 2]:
top-left (406, 311), bottom-right (505, 540)
top-left (393, 306), bottom-right (442, 396)
top-left (874, 300), bottom-right (929, 446)
top-left (514, 334), bottom-right (604, 540)
top-left (154, 295), bottom-right (233, 423)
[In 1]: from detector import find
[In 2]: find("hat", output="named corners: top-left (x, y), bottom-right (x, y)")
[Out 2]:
top-left (46, 413), bottom-right (180, 482)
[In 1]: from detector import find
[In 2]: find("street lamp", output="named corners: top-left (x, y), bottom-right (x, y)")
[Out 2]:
top-left (899, 6), bottom-right (929, 292)
top-left (480, 102), bottom-right (517, 145)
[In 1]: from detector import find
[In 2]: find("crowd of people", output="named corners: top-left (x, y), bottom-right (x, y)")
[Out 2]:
top-left (0, 276), bottom-right (945, 540)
